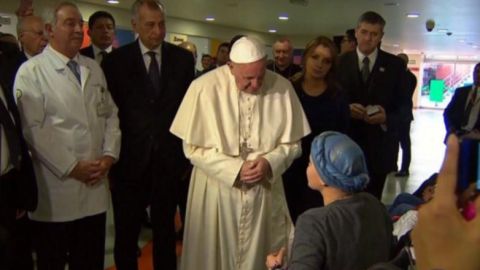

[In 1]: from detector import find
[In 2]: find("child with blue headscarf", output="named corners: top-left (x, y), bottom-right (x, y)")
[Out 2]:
top-left (267, 131), bottom-right (394, 270)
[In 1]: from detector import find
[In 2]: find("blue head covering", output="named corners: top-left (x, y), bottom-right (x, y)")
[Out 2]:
top-left (310, 131), bottom-right (370, 193)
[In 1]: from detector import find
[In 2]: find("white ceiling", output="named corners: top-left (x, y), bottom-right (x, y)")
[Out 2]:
top-left (82, 0), bottom-right (480, 55)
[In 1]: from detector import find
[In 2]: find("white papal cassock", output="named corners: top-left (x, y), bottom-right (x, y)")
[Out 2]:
top-left (170, 65), bottom-right (310, 270)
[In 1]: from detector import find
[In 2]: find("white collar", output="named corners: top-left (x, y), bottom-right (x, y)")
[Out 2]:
top-left (47, 45), bottom-right (80, 65)
top-left (356, 47), bottom-right (378, 70)
top-left (138, 39), bottom-right (161, 56)
top-left (92, 43), bottom-right (112, 56)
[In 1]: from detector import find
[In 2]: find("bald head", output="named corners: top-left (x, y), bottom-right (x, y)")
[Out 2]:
top-left (17, 16), bottom-right (48, 56)
top-left (179, 41), bottom-right (197, 60)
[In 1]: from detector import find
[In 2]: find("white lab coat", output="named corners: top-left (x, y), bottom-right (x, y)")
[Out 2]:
top-left (14, 45), bottom-right (121, 222)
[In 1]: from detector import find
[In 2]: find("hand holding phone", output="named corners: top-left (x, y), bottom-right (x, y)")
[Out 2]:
top-left (16, 0), bottom-right (34, 17)
top-left (364, 105), bottom-right (386, 125)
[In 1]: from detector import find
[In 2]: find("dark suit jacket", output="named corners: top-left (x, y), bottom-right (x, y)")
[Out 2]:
top-left (79, 45), bottom-right (95, 59)
top-left (443, 85), bottom-right (473, 135)
top-left (102, 40), bottom-right (194, 185)
top-left (403, 70), bottom-right (417, 122)
top-left (0, 41), bottom-right (37, 212)
top-left (337, 49), bottom-right (407, 174)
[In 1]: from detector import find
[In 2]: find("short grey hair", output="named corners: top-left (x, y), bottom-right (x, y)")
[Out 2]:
top-left (131, 0), bottom-right (166, 21)
top-left (16, 15), bottom-right (44, 36)
top-left (47, 1), bottom-right (79, 26)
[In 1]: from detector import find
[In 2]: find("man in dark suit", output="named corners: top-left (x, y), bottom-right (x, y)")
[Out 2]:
top-left (444, 63), bottom-right (480, 137)
top-left (0, 40), bottom-right (37, 270)
top-left (266, 37), bottom-right (302, 80)
top-left (17, 15), bottom-right (47, 62)
top-left (102, 0), bottom-right (194, 269)
top-left (395, 53), bottom-right (417, 177)
top-left (80, 11), bottom-right (115, 63)
top-left (337, 11), bottom-right (406, 199)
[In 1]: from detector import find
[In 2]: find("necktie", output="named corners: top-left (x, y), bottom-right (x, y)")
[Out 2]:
top-left (462, 88), bottom-right (478, 127)
top-left (147, 51), bottom-right (161, 95)
top-left (99, 50), bottom-right (107, 64)
top-left (0, 99), bottom-right (21, 169)
top-left (67, 60), bottom-right (81, 84)
top-left (361, 56), bottom-right (370, 83)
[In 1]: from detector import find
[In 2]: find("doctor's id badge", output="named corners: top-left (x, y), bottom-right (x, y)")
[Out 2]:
top-left (96, 87), bottom-right (111, 116)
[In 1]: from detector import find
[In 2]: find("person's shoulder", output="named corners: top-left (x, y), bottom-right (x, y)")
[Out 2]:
top-left (108, 41), bottom-right (138, 59)
top-left (379, 50), bottom-right (404, 66)
top-left (337, 51), bottom-right (356, 67)
top-left (298, 206), bottom-right (331, 223)
top-left (189, 66), bottom-right (229, 92)
top-left (455, 85), bottom-right (472, 92)
top-left (290, 63), bottom-right (302, 73)
top-left (79, 45), bottom-right (93, 55)
top-left (163, 41), bottom-right (191, 57)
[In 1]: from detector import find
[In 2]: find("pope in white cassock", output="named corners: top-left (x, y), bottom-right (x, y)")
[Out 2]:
top-left (170, 36), bottom-right (310, 270)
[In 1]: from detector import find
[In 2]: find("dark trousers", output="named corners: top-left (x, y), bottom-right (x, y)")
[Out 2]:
top-left (397, 121), bottom-right (412, 172)
top-left (0, 170), bottom-right (34, 270)
top-left (112, 162), bottom-right (178, 270)
top-left (32, 212), bottom-right (106, 270)
top-left (366, 172), bottom-right (388, 200)
top-left (176, 165), bottom-right (192, 238)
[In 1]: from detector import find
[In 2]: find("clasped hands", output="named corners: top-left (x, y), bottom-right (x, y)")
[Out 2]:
top-left (350, 103), bottom-right (386, 125)
top-left (68, 156), bottom-right (115, 186)
top-left (239, 157), bottom-right (272, 184)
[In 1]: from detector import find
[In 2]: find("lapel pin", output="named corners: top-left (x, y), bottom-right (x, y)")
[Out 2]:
top-left (379, 67), bottom-right (385, 72)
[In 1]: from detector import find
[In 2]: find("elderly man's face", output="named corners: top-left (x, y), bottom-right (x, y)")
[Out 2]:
top-left (132, 3), bottom-right (165, 50)
top-left (355, 22), bottom-right (383, 56)
top-left (229, 59), bottom-right (266, 94)
top-left (273, 41), bottom-right (292, 68)
top-left (89, 17), bottom-right (115, 50)
top-left (48, 5), bottom-right (84, 58)
top-left (19, 17), bottom-right (48, 56)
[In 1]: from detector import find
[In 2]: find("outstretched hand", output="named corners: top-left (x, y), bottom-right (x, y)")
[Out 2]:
top-left (412, 135), bottom-right (480, 270)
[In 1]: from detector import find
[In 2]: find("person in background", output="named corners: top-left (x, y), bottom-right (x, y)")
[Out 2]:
top-left (282, 36), bottom-right (350, 223)
top-left (339, 28), bottom-right (357, 55)
top-left (0, 37), bottom-right (37, 270)
top-left (444, 63), bottom-right (480, 138)
top-left (267, 131), bottom-right (393, 270)
top-left (17, 15), bottom-right (48, 61)
top-left (14, 2), bottom-right (121, 269)
top-left (101, 0), bottom-right (194, 269)
top-left (178, 41), bottom-right (201, 77)
top-left (389, 173), bottom-right (437, 218)
top-left (80, 10), bottom-right (116, 64)
top-left (337, 11), bottom-right (407, 199)
top-left (171, 36), bottom-right (310, 270)
top-left (0, 33), bottom-right (19, 47)
top-left (215, 41), bottom-right (230, 66)
top-left (267, 37), bottom-right (302, 81)
top-left (201, 53), bottom-right (213, 71)
top-left (394, 53), bottom-right (417, 177)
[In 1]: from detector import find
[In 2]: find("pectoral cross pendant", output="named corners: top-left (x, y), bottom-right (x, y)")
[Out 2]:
top-left (240, 141), bottom-right (253, 160)
top-left (240, 141), bottom-right (253, 193)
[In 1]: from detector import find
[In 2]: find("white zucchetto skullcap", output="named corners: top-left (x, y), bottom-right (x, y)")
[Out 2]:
top-left (229, 36), bottom-right (266, 64)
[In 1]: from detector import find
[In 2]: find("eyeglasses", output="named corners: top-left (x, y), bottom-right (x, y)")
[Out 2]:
top-left (22, 30), bottom-right (45, 37)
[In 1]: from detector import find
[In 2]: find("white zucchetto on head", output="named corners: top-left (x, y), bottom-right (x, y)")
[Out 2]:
top-left (229, 36), bottom-right (266, 64)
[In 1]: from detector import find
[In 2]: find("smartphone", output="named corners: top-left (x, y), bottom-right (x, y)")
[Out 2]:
top-left (366, 105), bottom-right (380, 116)
top-left (457, 134), bottom-right (480, 192)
